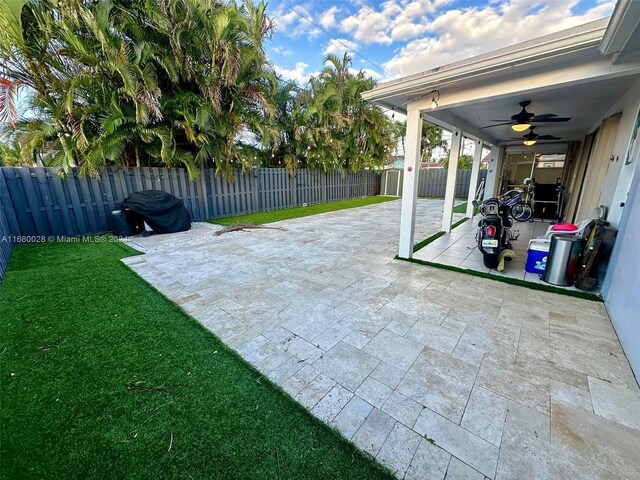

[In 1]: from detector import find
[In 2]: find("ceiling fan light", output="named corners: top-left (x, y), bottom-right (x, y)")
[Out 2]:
top-left (523, 140), bottom-right (536, 146)
top-left (512, 123), bottom-right (531, 132)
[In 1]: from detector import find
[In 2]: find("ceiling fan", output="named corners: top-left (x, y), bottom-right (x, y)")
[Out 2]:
top-left (481, 100), bottom-right (571, 131)
top-left (511, 127), bottom-right (561, 146)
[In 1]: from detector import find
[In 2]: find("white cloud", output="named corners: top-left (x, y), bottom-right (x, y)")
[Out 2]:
top-left (383, 0), bottom-right (615, 77)
top-left (274, 62), bottom-right (319, 85)
top-left (339, 0), bottom-right (451, 44)
top-left (323, 38), bottom-right (359, 56)
top-left (272, 3), bottom-right (316, 38)
top-left (272, 45), bottom-right (293, 56)
top-left (308, 27), bottom-right (323, 39)
top-left (340, 5), bottom-right (398, 44)
top-left (391, 21), bottom-right (428, 41)
top-left (320, 6), bottom-right (341, 29)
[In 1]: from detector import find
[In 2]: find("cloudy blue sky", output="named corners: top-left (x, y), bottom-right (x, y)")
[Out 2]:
top-left (264, 0), bottom-right (615, 84)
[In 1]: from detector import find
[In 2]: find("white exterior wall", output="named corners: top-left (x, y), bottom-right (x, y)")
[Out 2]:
top-left (603, 152), bottom-right (640, 383)
top-left (599, 78), bottom-right (640, 226)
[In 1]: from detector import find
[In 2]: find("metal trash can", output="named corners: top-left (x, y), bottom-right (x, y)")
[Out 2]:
top-left (542, 236), bottom-right (582, 286)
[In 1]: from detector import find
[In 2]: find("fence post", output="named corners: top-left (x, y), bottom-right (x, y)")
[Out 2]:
top-left (322, 172), bottom-right (328, 203)
top-left (346, 173), bottom-right (350, 199)
top-left (251, 167), bottom-right (260, 212)
top-left (199, 161), bottom-right (210, 220)
top-left (290, 171), bottom-right (298, 207)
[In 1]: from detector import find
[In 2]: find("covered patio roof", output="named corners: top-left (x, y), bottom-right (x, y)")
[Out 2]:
top-left (362, 4), bottom-right (640, 259)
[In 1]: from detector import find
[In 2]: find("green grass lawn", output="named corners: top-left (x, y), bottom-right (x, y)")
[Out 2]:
top-left (210, 196), bottom-right (398, 225)
top-left (0, 241), bottom-right (394, 480)
top-left (453, 201), bottom-right (469, 214)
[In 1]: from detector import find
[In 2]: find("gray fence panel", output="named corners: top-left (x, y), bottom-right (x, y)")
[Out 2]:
top-left (0, 202), bottom-right (13, 282)
top-left (1, 167), bottom-right (382, 236)
top-left (0, 169), bottom-right (16, 281)
top-left (381, 169), bottom-right (487, 198)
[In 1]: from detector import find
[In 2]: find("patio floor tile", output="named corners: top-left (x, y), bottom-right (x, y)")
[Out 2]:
top-left (397, 348), bottom-right (478, 423)
top-left (444, 457), bottom-right (485, 480)
top-left (331, 395), bottom-right (374, 440)
top-left (311, 384), bottom-right (353, 423)
top-left (370, 361), bottom-right (405, 389)
top-left (381, 390), bottom-right (424, 428)
top-left (551, 401), bottom-right (640, 479)
top-left (476, 356), bottom-right (550, 415)
top-left (295, 373), bottom-right (336, 410)
top-left (405, 439), bottom-right (451, 480)
top-left (313, 341), bottom-right (380, 391)
top-left (355, 376), bottom-right (393, 408)
top-left (405, 319), bottom-right (463, 355)
top-left (362, 329), bottom-right (424, 371)
top-left (496, 416), bottom-right (621, 480)
top-left (280, 303), bottom-right (344, 342)
top-left (352, 408), bottom-right (397, 457)
top-left (588, 376), bottom-right (640, 431)
top-left (124, 199), bottom-right (639, 480)
top-left (376, 422), bottom-right (422, 478)
top-left (413, 407), bottom-right (499, 478)
top-left (550, 379), bottom-right (593, 412)
top-left (460, 386), bottom-right (509, 447)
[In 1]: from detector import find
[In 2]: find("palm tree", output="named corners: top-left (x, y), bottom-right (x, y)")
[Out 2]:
top-left (292, 53), bottom-right (396, 173)
top-left (0, 0), bottom-right (276, 179)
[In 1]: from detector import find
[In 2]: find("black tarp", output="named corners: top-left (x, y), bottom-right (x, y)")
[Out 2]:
top-left (120, 190), bottom-right (191, 234)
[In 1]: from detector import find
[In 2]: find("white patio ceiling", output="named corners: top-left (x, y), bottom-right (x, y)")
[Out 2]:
top-left (363, 16), bottom-right (640, 146)
top-left (432, 74), bottom-right (640, 146)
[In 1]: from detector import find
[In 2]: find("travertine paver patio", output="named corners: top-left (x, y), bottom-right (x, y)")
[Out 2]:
top-left (123, 198), bottom-right (640, 480)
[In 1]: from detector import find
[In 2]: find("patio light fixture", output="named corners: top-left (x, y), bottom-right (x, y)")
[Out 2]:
top-left (512, 123), bottom-right (531, 132)
top-left (412, 89), bottom-right (440, 109)
top-left (430, 89), bottom-right (440, 109)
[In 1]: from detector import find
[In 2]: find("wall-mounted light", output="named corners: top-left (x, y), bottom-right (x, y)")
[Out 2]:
top-left (430, 89), bottom-right (440, 109)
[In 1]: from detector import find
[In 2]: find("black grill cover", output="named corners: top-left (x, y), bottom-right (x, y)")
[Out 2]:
top-left (120, 190), bottom-right (191, 234)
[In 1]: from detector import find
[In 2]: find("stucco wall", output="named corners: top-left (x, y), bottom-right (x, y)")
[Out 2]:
top-left (598, 78), bottom-right (640, 227)
top-left (603, 152), bottom-right (640, 384)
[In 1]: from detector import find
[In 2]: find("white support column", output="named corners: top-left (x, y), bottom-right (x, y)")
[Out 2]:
top-left (398, 108), bottom-right (423, 258)
top-left (442, 129), bottom-right (463, 232)
top-left (484, 145), bottom-right (501, 199)
top-left (466, 140), bottom-right (483, 218)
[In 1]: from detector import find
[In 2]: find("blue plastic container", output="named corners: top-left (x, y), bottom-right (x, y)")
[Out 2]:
top-left (526, 239), bottom-right (550, 274)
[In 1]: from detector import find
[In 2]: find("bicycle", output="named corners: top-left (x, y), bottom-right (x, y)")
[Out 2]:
top-left (500, 188), bottom-right (533, 222)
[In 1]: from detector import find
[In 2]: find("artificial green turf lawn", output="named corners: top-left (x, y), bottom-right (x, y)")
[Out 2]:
top-left (0, 241), bottom-right (394, 480)
top-left (453, 202), bottom-right (478, 215)
top-left (452, 202), bottom-right (466, 214)
top-left (396, 255), bottom-right (603, 302)
top-left (210, 196), bottom-right (399, 225)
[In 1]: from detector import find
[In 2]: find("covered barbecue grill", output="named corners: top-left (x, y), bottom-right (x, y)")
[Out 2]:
top-left (116, 190), bottom-right (192, 235)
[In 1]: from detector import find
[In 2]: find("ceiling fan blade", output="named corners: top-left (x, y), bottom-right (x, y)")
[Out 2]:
top-left (532, 116), bottom-right (571, 123)
top-left (480, 122), bottom-right (512, 129)
top-left (537, 135), bottom-right (562, 139)
top-left (531, 114), bottom-right (557, 120)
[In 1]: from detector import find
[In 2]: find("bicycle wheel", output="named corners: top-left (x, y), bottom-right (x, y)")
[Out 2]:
top-left (511, 203), bottom-right (532, 222)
